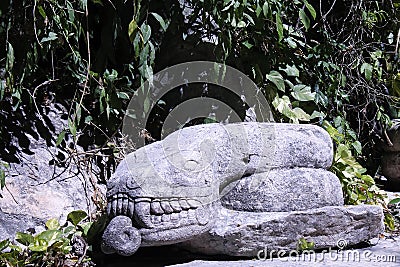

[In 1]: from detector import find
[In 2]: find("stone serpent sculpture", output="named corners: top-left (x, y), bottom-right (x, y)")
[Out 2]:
top-left (101, 122), bottom-right (383, 256)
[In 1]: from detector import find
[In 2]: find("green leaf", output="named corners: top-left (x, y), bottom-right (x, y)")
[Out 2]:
top-left (243, 13), bottom-right (255, 25)
top-left (242, 40), bottom-right (253, 49)
top-left (140, 24), bottom-right (151, 43)
top-left (255, 4), bottom-right (262, 17)
top-left (56, 130), bottom-right (66, 146)
top-left (266, 71), bottom-right (285, 92)
top-left (360, 63), bottom-right (373, 81)
top-left (63, 225), bottom-right (76, 235)
top-left (385, 213), bottom-right (395, 230)
top-left (41, 32), bottom-right (58, 43)
top-left (361, 175), bottom-right (375, 185)
top-left (151, 12), bottom-right (168, 31)
top-left (0, 239), bottom-right (10, 252)
top-left (299, 9), bottom-right (310, 30)
top-left (84, 116), bottom-right (93, 124)
top-left (291, 85), bottom-right (315, 101)
top-left (304, 0), bottom-right (316, 19)
top-left (117, 92), bottom-right (130, 99)
top-left (67, 210), bottom-right (87, 226)
top-left (285, 37), bottom-right (297, 48)
top-left (0, 169), bottom-right (5, 190)
top-left (91, 0), bottom-right (103, 5)
top-left (29, 244), bottom-right (48, 252)
top-left (15, 232), bottom-right (34, 246)
top-left (236, 21), bottom-right (246, 28)
top-left (352, 141), bottom-right (362, 155)
top-left (128, 19), bottom-right (138, 42)
top-left (310, 111), bottom-right (325, 119)
top-left (80, 222), bottom-right (93, 236)
top-left (389, 198), bottom-right (400, 205)
top-left (38, 6), bottom-right (47, 19)
top-left (45, 218), bottom-right (60, 230)
top-left (262, 2), bottom-right (269, 18)
top-left (275, 12), bottom-right (284, 41)
top-left (36, 230), bottom-right (62, 245)
top-left (280, 64), bottom-right (299, 77)
top-left (68, 119), bottom-right (77, 137)
top-left (292, 107), bottom-right (311, 121)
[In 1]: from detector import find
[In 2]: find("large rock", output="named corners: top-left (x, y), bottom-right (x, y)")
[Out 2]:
top-left (0, 104), bottom-right (103, 240)
top-left (180, 204), bottom-right (384, 257)
top-left (221, 168), bottom-right (343, 212)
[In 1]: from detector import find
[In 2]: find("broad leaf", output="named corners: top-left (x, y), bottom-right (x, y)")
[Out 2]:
top-left (389, 198), bottom-right (400, 205)
top-left (291, 85), bottom-right (315, 101)
top-left (275, 12), bottom-right (283, 41)
top-left (360, 63), bottom-right (373, 81)
top-left (67, 210), bottom-right (88, 226)
top-left (299, 9), bottom-right (310, 30)
top-left (15, 232), bottom-right (34, 246)
top-left (262, 2), bottom-right (269, 18)
top-left (36, 230), bottom-right (62, 245)
top-left (46, 218), bottom-right (60, 230)
top-left (140, 24), bottom-right (151, 44)
top-left (310, 111), bottom-right (325, 119)
top-left (303, 0), bottom-right (316, 19)
top-left (41, 32), bottom-right (58, 43)
top-left (266, 71), bottom-right (285, 92)
top-left (292, 107), bottom-right (311, 121)
top-left (128, 19), bottom-right (138, 42)
top-left (68, 119), bottom-right (77, 137)
top-left (151, 13), bottom-right (168, 31)
top-left (280, 64), bottom-right (299, 77)
top-left (0, 239), bottom-right (9, 252)
top-left (56, 130), bottom-right (66, 146)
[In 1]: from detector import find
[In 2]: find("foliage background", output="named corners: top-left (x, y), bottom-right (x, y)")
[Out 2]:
top-left (0, 0), bottom-right (399, 213)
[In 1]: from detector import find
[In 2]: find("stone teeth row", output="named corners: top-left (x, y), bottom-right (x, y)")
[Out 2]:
top-left (107, 194), bottom-right (202, 217)
top-left (149, 209), bottom-right (198, 225)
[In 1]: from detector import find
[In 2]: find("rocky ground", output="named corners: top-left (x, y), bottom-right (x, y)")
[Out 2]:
top-left (91, 234), bottom-right (400, 267)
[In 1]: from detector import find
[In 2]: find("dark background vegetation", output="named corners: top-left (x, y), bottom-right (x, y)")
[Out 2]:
top-left (0, 0), bottom-right (399, 209)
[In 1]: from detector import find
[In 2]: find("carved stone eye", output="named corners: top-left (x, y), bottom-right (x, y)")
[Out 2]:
top-left (126, 163), bottom-right (152, 189)
top-left (184, 160), bottom-right (198, 171)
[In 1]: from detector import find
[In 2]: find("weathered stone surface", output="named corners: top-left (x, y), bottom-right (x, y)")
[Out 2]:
top-left (181, 204), bottom-right (384, 257)
top-left (0, 210), bottom-right (45, 241)
top-left (221, 168), bottom-right (343, 212)
top-left (0, 104), bottom-right (103, 240)
top-left (128, 123), bottom-right (334, 181)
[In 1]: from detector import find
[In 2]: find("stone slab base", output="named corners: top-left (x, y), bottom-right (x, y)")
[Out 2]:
top-left (180, 205), bottom-right (384, 257)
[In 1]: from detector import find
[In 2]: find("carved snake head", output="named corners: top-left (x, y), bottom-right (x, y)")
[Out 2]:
top-left (102, 123), bottom-right (254, 255)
